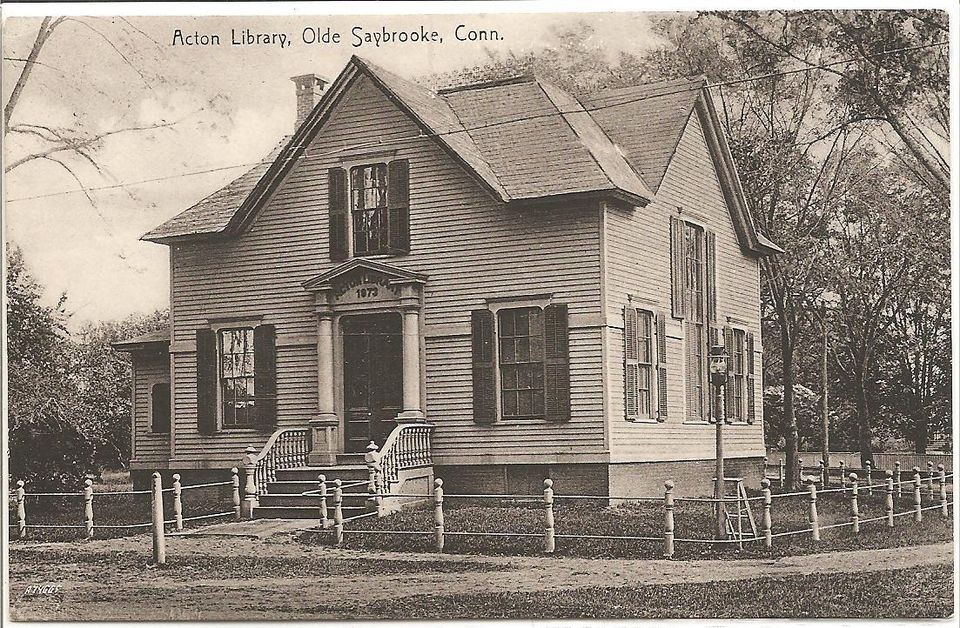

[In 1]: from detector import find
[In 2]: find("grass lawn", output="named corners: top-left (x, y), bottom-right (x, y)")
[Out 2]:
top-left (301, 490), bottom-right (953, 560)
top-left (7, 471), bottom-right (236, 542)
top-left (362, 565), bottom-right (954, 619)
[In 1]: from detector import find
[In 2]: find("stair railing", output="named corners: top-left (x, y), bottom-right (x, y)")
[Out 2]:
top-left (252, 427), bottom-right (311, 495)
top-left (371, 422), bottom-right (434, 493)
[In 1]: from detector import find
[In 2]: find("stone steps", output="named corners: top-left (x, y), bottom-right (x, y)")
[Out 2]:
top-left (254, 463), bottom-right (375, 520)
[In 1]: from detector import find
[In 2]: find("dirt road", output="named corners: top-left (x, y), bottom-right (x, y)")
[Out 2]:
top-left (8, 531), bottom-right (954, 620)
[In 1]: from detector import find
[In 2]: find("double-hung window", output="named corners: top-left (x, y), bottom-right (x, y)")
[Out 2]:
top-left (625, 307), bottom-right (667, 421)
top-left (498, 307), bottom-right (545, 419)
top-left (218, 328), bottom-right (256, 428)
top-left (683, 222), bottom-right (708, 421)
top-left (729, 328), bottom-right (747, 422)
top-left (350, 164), bottom-right (389, 255)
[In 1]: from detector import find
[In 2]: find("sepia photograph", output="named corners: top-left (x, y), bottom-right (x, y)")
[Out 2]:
top-left (2, 2), bottom-right (955, 621)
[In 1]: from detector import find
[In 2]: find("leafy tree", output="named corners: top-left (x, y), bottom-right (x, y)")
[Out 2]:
top-left (6, 245), bottom-right (95, 490)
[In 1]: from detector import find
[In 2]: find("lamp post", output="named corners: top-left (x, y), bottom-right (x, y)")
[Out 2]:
top-left (814, 292), bottom-right (838, 472)
top-left (709, 344), bottom-right (730, 540)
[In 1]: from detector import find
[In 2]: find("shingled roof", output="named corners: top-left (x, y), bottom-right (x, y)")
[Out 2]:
top-left (142, 56), bottom-right (778, 255)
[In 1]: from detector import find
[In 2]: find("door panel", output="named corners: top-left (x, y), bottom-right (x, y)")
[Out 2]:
top-left (342, 313), bottom-right (402, 453)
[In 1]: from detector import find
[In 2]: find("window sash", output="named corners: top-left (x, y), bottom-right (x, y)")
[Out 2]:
top-left (218, 328), bottom-right (256, 428)
top-left (731, 329), bottom-right (747, 422)
top-left (498, 307), bottom-right (545, 419)
top-left (626, 308), bottom-right (656, 420)
top-left (350, 163), bottom-right (390, 255)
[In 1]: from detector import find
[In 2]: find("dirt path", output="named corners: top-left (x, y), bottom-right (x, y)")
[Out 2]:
top-left (8, 532), bottom-right (954, 621)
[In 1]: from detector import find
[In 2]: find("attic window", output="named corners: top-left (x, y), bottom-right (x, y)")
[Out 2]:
top-left (351, 164), bottom-right (389, 255)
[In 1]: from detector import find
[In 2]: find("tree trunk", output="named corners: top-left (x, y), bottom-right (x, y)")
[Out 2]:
top-left (782, 334), bottom-right (799, 490)
top-left (855, 372), bottom-right (873, 467)
top-left (914, 407), bottom-right (928, 454)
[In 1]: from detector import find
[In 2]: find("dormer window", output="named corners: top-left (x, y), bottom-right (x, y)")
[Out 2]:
top-left (328, 160), bottom-right (410, 260)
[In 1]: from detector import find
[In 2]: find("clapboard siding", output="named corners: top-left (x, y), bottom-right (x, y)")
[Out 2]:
top-left (131, 353), bottom-right (170, 464)
top-left (169, 75), bottom-right (604, 465)
top-left (603, 107), bottom-right (765, 463)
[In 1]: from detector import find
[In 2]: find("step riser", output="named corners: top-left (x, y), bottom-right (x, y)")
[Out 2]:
top-left (254, 506), bottom-right (367, 519)
top-left (259, 494), bottom-right (372, 508)
top-left (275, 469), bottom-right (370, 482)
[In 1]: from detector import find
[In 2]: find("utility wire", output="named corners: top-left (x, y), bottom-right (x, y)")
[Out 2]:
top-left (6, 39), bottom-right (948, 204)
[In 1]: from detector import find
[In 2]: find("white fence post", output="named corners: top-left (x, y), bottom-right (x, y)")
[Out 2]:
top-left (807, 477), bottom-right (820, 542)
top-left (151, 471), bottom-right (166, 565)
top-left (819, 459), bottom-right (827, 488)
top-left (913, 466), bottom-right (922, 523)
top-left (761, 478), bottom-right (772, 548)
top-left (543, 479), bottom-right (555, 554)
top-left (849, 473), bottom-right (859, 534)
top-left (865, 460), bottom-right (873, 496)
top-left (241, 446), bottom-right (259, 519)
top-left (318, 474), bottom-right (329, 529)
top-left (927, 461), bottom-right (936, 501)
top-left (333, 478), bottom-right (344, 545)
top-left (663, 480), bottom-right (675, 558)
top-left (779, 458), bottom-right (785, 489)
top-left (839, 461), bottom-right (846, 491)
top-left (83, 478), bottom-right (94, 539)
top-left (886, 470), bottom-right (895, 528)
top-left (16, 480), bottom-right (26, 540)
top-left (434, 478), bottom-right (444, 552)
top-left (894, 461), bottom-right (902, 497)
top-left (939, 464), bottom-right (948, 518)
top-left (231, 468), bottom-right (241, 520)
top-left (172, 473), bottom-right (184, 532)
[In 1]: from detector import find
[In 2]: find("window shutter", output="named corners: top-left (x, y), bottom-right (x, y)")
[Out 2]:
top-left (544, 304), bottom-right (571, 423)
top-left (254, 324), bottom-right (278, 432)
top-left (151, 383), bottom-right (171, 434)
top-left (328, 167), bottom-right (348, 261)
top-left (196, 329), bottom-right (218, 435)
top-left (624, 307), bottom-right (638, 420)
top-left (723, 326), bottom-right (735, 423)
top-left (746, 331), bottom-right (756, 424)
top-left (471, 309), bottom-right (497, 424)
top-left (670, 216), bottom-right (686, 319)
top-left (387, 159), bottom-right (410, 253)
top-left (655, 312), bottom-right (668, 422)
top-left (706, 230), bottom-right (717, 324)
top-left (706, 326), bottom-right (719, 423)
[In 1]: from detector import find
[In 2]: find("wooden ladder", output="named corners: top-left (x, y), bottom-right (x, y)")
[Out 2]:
top-left (722, 477), bottom-right (757, 548)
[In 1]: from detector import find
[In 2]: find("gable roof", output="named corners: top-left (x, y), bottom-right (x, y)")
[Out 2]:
top-left (142, 56), bottom-right (779, 256)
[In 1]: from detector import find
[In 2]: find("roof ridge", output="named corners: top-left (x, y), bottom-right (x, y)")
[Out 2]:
top-left (437, 74), bottom-right (535, 95)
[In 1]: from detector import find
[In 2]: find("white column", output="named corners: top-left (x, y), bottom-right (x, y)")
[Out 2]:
top-left (309, 311), bottom-right (338, 465)
top-left (398, 307), bottom-right (424, 422)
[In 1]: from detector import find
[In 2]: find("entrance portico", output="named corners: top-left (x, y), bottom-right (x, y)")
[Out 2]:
top-left (302, 259), bottom-right (426, 465)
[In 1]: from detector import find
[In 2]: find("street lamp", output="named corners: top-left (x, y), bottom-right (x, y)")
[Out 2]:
top-left (814, 291), bottom-right (839, 478)
top-left (709, 344), bottom-right (729, 539)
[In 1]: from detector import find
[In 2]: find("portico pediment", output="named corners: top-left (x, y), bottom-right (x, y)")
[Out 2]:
top-left (302, 259), bottom-right (426, 311)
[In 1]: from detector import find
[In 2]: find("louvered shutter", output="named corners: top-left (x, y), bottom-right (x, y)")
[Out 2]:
top-left (387, 159), bottom-right (410, 253)
top-left (670, 216), bottom-right (686, 319)
top-left (706, 230), bottom-right (717, 323)
top-left (196, 329), bottom-right (218, 435)
top-left (328, 167), bottom-right (348, 261)
top-left (254, 324), bottom-right (277, 432)
top-left (624, 307), bottom-right (639, 420)
top-left (723, 326), bottom-right (735, 423)
top-left (151, 383), bottom-right (171, 433)
top-left (746, 331), bottom-right (756, 424)
top-left (471, 309), bottom-right (497, 424)
top-left (544, 304), bottom-right (570, 422)
top-left (706, 326), bottom-right (719, 423)
top-left (655, 312), bottom-right (668, 421)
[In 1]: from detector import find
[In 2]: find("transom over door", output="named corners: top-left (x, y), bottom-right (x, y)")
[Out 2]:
top-left (341, 313), bottom-right (402, 453)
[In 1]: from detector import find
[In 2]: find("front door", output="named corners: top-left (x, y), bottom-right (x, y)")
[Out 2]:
top-left (342, 313), bottom-right (402, 453)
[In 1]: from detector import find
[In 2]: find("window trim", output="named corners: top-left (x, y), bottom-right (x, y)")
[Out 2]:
top-left (349, 162), bottom-right (390, 257)
top-left (338, 152), bottom-right (400, 260)
top-left (209, 320), bottom-right (261, 431)
top-left (486, 296), bottom-right (552, 423)
top-left (681, 221), bottom-right (709, 423)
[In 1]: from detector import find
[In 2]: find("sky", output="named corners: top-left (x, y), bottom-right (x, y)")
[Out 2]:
top-left (2, 10), bottom-right (668, 330)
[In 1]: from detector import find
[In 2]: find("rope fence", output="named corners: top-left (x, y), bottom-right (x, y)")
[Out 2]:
top-left (9, 468), bottom-right (243, 553)
top-left (301, 464), bottom-right (953, 558)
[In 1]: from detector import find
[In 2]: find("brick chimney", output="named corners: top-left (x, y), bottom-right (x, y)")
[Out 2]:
top-left (291, 73), bottom-right (328, 131)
